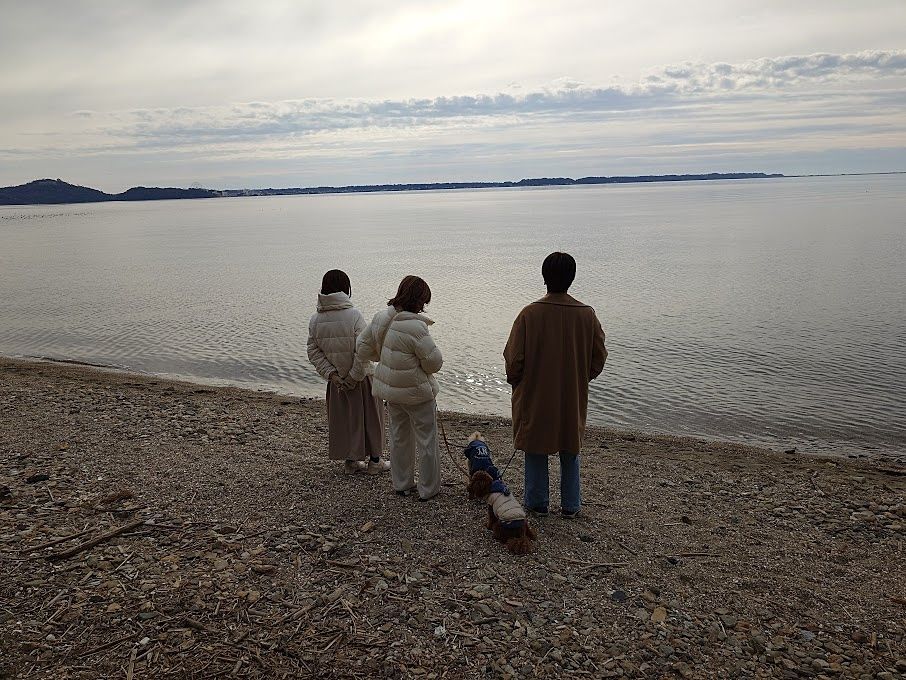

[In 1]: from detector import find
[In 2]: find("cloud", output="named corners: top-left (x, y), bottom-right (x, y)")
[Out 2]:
top-left (644, 49), bottom-right (906, 93)
top-left (3, 49), bottom-right (904, 188)
top-left (74, 49), bottom-right (904, 147)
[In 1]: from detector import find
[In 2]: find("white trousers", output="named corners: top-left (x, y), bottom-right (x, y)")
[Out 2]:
top-left (386, 399), bottom-right (441, 500)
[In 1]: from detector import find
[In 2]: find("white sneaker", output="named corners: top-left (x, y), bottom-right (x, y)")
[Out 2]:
top-left (367, 458), bottom-right (391, 475)
top-left (344, 460), bottom-right (367, 474)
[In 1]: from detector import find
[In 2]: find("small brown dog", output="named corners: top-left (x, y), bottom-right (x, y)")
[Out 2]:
top-left (463, 432), bottom-right (536, 554)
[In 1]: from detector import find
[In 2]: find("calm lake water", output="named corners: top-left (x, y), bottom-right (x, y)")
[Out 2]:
top-left (1, 176), bottom-right (904, 459)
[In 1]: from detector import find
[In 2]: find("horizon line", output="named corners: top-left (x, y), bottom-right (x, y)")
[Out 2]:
top-left (3, 170), bottom-right (905, 206)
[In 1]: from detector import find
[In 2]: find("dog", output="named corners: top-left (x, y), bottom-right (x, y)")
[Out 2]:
top-left (462, 432), bottom-right (537, 554)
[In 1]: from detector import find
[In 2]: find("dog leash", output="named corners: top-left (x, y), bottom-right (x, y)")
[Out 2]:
top-left (438, 417), bottom-right (521, 480)
top-left (439, 418), bottom-right (471, 480)
top-left (499, 448), bottom-right (519, 478)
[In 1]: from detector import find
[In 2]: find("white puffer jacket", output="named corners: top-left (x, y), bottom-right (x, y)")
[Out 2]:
top-left (350, 306), bottom-right (442, 405)
top-left (306, 292), bottom-right (372, 381)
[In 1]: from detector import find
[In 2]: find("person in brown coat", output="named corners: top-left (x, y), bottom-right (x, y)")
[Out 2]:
top-left (503, 252), bottom-right (607, 517)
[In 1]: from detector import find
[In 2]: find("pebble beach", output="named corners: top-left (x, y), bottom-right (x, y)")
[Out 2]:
top-left (1, 357), bottom-right (904, 678)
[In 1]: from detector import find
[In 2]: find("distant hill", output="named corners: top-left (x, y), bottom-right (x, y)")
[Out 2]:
top-left (0, 179), bottom-right (111, 205)
top-left (117, 186), bottom-right (222, 201)
top-left (0, 179), bottom-right (221, 205)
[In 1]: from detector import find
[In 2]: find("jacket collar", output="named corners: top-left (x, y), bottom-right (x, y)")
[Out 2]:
top-left (317, 291), bottom-right (353, 312)
top-left (534, 292), bottom-right (588, 308)
top-left (392, 307), bottom-right (435, 325)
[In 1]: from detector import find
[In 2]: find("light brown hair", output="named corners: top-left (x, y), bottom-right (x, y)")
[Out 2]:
top-left (388, 275), bottom-right (431, 313)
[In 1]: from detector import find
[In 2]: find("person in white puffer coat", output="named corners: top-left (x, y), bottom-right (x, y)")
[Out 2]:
top-left (349, 275), bottom-right (442, 500)
top-left (307, 269), bottom-right (390, 475)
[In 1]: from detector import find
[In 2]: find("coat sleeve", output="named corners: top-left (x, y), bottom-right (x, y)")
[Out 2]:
top-left (354, 310), bottom-right (366, 336)
top-left (349, 316), bottom-right (379, 381)
top-left (589, 313), bottom-right (608, 381)
top-left (348, 311), bottom-right (369, 381)
top-left (306, 317), bottom-right (336, 381)
top-left (503, 311), bottom-right (526, 386)
top-left (413, 329), bottom-right (443, 375)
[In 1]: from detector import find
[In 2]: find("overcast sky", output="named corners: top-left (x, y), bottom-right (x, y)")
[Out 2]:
top-left (2, 1), bottom-right (904, 190)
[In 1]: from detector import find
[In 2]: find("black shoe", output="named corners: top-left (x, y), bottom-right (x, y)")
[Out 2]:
top-left (561, 508), bottom-right (580, 519)
top-left (396, 487), bottom-right (416, 497)
top-left (528, 506), bottom-right (549, 517)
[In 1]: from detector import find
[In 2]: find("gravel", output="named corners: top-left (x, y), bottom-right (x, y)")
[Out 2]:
top-left (1, 357), bottom-right (904, 678)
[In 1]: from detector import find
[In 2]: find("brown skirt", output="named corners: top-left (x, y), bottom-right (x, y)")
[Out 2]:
top-left (325, 376), bottom-right (385, 461)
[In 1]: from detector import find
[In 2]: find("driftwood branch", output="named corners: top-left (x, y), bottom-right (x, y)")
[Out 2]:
top-left (46, 519), bottom-right (146, 561)
top-left (29, 528), bottom-right (94, 552)
top-left (616, 540), bottom-right (638, 555)
top-left (555, 556), bottom-right (630, 569)
top-left (77, 631), bottom-right (141, 658)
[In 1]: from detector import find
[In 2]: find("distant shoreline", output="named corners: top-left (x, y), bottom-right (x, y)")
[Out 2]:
top-left (3, 171), bottom-right (904, 206)
top-left (785, 171), bottom-right (906, 178)
top-left (219, 172), bottom-right (785, 198)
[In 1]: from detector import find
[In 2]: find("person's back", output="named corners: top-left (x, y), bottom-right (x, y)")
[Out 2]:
top-left (351, 275), bottom-right (443, 501)
top-left (356, 306), bottom-right (441, 405)
top-left (306, 269), bottom-right (389, 475)
top-left (506, 292), bottom-right (604, 455)
top-left (504, 252), bottom-right (607, 517)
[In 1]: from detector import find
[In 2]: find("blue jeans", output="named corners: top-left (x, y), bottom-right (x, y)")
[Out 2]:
top-left (524, 453), bottom-right (581, 512)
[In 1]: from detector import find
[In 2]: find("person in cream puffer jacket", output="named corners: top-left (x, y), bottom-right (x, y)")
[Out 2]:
top-left (350, 275), bottom-right (442, 500)
top-left (307, 270), bottom-right (388, 475)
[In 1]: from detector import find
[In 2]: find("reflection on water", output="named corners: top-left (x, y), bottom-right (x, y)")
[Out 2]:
top-left (1, 176), bottom-right (904, 459)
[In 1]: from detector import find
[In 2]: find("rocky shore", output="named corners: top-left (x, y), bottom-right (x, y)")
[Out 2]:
top-left (1, 357), bottom-right (904, 679)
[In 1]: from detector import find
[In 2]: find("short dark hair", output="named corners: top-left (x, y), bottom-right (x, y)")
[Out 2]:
top-left (321, 269), bottom-right (351, 296)
top-left (388, 275), bottom-right (432, 313)
top-left (542, 252), bottom-right (576, 293)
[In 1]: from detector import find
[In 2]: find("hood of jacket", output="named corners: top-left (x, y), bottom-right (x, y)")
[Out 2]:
top-left (317, 291), bottom-right (354, 312)
top-left (393, 309), bottom-right (434, 326)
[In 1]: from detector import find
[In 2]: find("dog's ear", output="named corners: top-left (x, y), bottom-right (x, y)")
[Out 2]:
top-left (524, 521), bottom-right (538, 542)
top-left (467, 470), bottom-right (494, 500)
top-left (466, 473), bottom-right (479, 499)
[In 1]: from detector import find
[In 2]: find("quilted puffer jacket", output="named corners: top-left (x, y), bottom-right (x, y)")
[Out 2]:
top-left (306, 292), bottom-right (372, 381)
top-left (350, 305), bottom-right (442, 405)
top-left (488, 490), bottom-right (527, 525)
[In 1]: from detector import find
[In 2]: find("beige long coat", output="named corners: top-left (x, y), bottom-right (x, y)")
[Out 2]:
top-left (503, 293), bottom-right (607, 455)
